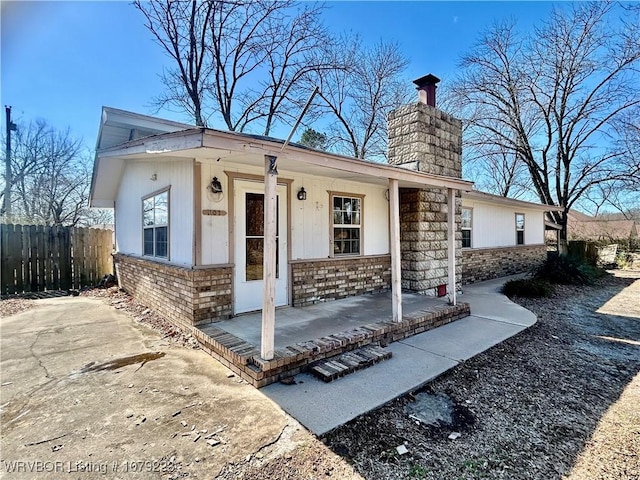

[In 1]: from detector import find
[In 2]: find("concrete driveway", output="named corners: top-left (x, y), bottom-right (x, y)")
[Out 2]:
top-left (0, 296), bottom-right (359, 479)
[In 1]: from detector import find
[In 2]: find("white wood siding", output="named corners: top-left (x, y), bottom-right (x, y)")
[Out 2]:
top-left (115, 159), bottom-right (194, 265)
top-left (199, 162), bottom-right (389, 265)
top-left (462, 199), bottom-right (544, 248)
top-left (289, 172), bottom-right (390, 259)
top-left (200, 162), bottom-right (230, 264)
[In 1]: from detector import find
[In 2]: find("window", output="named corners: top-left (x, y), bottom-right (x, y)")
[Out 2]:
top-left (331, 193), bottom-right (362, 255)
top-left (461, 207), bottom-right (472, 248)
top-left (244, 192), bottom-right (279, 281)
top-left (515, 213), bottom-right (525, 245)
top-left (143, 190), bottom-right (169, 258)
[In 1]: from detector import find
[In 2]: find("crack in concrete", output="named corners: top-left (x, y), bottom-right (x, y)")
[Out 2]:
top-left (214, 422), bottom-right (294, 479)
top-left (29, 330), bottom-right (53, 380)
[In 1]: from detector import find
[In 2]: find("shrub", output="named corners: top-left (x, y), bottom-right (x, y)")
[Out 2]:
top-left (534, 254), bottom-right (605, 285)
top-left (616, 252), bottom-right (633, 269)
top-left (502, 278), bottom-right (554, 298)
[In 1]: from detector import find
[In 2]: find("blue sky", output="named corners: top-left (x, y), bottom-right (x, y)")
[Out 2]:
top-left (1, 1), bottom-right (557, 149)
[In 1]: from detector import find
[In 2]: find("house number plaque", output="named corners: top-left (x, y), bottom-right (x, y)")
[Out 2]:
top-left (202, 209), bottom-right (227, 216)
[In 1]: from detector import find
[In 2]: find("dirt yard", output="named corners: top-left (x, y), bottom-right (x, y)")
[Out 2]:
top-left (2, 271), bottom-right (638, 479)
top-left (323, 270), bottom-right (640, 479)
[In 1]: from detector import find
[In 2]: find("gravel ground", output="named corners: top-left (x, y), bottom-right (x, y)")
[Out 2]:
top-left (324, 270), bottom-right (640, 480)
top-left (3, 272), bottom-right (637, 479)
top-left (0, 298), bottom-right (36, 318)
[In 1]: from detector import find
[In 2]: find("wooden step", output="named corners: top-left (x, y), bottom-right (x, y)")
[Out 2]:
top-left (309, 344), bottom-right (392, 382)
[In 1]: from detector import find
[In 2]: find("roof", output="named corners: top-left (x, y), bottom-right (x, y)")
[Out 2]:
top-left (461, 189), bottom-right (563, 212)
top-left (567, 209), bottom-right (593, 222)
top-left (566, 209), bottom-right (638, 240)
top-left (569, 218), bottom-right (638, 241)
top-left (90, 108), bottom-right (474, 207)
top-left (96, 106), bottom-right (193, 150)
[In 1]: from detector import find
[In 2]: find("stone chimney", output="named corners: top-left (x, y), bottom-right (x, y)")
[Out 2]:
top-left (388, 73), bottom-right (462, 177)
top-left (387, 74), bottom-right (463, 296)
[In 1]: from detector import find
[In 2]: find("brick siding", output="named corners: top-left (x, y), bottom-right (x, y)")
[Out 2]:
top-left (462, 244), bottom-right (547, 285)
top-left (114, 254), bottom-right (232, 326)
top-left (290, 255), bottom-right (391, 307)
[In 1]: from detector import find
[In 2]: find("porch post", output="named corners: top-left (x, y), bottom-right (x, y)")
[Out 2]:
top-left (447, 188), bottom-right (457, 306)
top-left (389, 179), bottom-right (402, 322)
top-left (261, 155), bottom-right (278, 360)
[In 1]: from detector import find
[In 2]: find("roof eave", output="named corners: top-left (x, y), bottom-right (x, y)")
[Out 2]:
top-left (462, 190), bottom-right (564, 212)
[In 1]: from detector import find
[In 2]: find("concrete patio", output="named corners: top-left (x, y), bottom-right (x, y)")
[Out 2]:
top-left (193, 291), bottom-right (470, 387)
top-left (261, 275), bottom-right (537, 435)
top-left (210, 291), bottom-right (456, 349)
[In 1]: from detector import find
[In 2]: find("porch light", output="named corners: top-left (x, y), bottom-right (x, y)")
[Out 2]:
top-left (208, 176), bottom-right (224, 203)
top-left (210, 176), bottom-right (222, 194)
top-left (297, 187), bottom-right (307, 201)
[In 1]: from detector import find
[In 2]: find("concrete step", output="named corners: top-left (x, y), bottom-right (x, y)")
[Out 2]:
top-left (309, 344), bottom-right (392, 382)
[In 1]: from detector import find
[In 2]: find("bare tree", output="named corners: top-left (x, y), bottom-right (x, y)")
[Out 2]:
top-left (6, 120), bottom-right (95, 226)
top-left (311, 38), bottom-right (410, 159)
top-left (135, 0), bottom-right (332, 135)
top-left (135, 0), bottom-right (213, 126)
top-left (454, 2), bottom-right (640, 250)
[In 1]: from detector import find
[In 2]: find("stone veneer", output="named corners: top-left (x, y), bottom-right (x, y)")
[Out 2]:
top-left (114, 253), bottom-right (232, 326)
top-left (462, 244), bottom-right (547, 285)
top-left (291, 255), bottom-right (391, 307)
top-left (388, 102), bottom-right (463, 295)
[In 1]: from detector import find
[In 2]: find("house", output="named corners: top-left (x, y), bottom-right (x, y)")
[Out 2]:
top-left (567, 210), bottom-right (638, 243)
top-left (460, 190), bottom-right (555, 284)
top-left (90, 75), bottom-right (560, 385)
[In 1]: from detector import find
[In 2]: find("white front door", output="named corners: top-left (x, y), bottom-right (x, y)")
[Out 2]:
top-left (234, 181), bottom-right (288, 314)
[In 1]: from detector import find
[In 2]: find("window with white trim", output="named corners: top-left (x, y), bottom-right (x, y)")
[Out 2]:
top-left (331, 194), bottom-right (362, 255)
top-left (143, 189), bottom-right (169, 258)
top-left (516, 213), bottom-right (525, 245)
top-left (461, 207), bottom-right (472, 248)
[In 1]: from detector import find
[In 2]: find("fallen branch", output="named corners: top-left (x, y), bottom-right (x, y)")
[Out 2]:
top-left (25, 433), bottom-right (68, 447)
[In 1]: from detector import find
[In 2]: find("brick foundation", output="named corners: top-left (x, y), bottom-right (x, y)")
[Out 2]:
top-left (114, 254), bottom-right (232, 326)
top-left (291, 255), bottom-right (391, 307)
top-left (194, 301), bottom-right (470, 387)
top-left (462, 245), bottom-right (547, 285)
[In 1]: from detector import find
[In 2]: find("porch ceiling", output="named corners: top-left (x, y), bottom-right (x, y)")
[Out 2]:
top-left (91, 128), bottom-right (474, 206)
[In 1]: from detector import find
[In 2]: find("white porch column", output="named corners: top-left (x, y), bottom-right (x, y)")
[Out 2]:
top-left (261, 155), bottom-right (278, 360)
top-left (447, 188), bottom-right (457, 306)
top-left (389, 179), bottom-right (402, 322)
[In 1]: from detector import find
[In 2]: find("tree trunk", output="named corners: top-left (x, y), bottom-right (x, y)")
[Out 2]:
top-left (558, 210), bottom-right (569, 255)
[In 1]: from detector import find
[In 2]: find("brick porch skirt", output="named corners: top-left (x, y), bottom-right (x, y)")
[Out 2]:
top-left (193, 301), bottom-right (470, 388)
top-left (114, 254), bottom-right (232, 327)
top-left (290, 255), bottom-right (391, 307)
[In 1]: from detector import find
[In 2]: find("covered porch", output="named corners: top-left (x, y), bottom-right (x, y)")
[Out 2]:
top-left (190, 291), bottom-right (470, 387)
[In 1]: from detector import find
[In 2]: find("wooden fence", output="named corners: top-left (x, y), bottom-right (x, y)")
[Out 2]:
top-left (0, 224), bottom-right (114, 295)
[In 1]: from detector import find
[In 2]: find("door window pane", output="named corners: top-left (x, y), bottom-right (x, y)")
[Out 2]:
top-left (246, 238), bottom-right (264, 281)
top-left (244, 193), bottom-right (279, 281)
